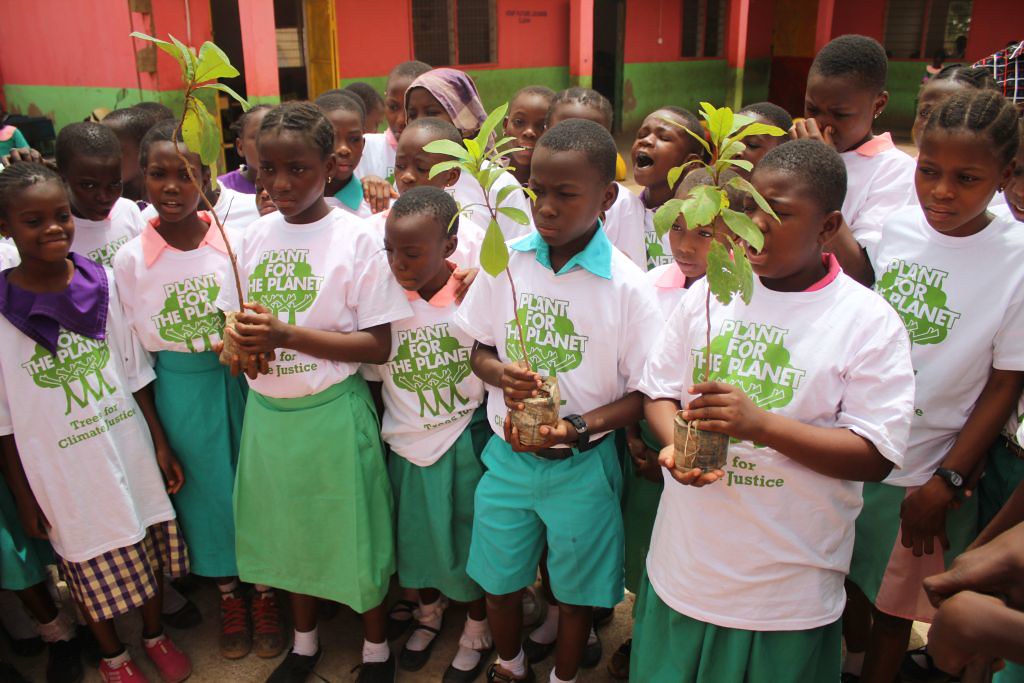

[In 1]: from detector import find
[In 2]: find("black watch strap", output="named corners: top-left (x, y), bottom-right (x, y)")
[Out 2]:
top-left (934, 467), bottom-right (965, 492)
top-left (565, 414), bottom-right (589, 449)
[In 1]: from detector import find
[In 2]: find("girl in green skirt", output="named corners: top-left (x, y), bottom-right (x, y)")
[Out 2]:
top-left (224, 102), bottom-right (412, 683)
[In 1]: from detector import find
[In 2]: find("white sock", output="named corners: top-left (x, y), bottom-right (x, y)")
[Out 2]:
top-left (452, 616), bottom-right (491, 671)
top-left (406, 598), bottom-right (444, 651)
top-left (587, 626), bottom-right (597, 646)
top-left (254, 584), bottom-right (271, 592)
top-left (530, 606), bottom-right (559, 644)
top-left (142, 632), bottom-right (166, 647)
top-left (550, 670), bottom-right (577, 683)
top-left (843, 650), bottom-right (865, 675)
top-left (497, 648), bottom-right (526, 678)
top-left (218, 580), bottom-right (240, 595)
top-left (161, 581), bottom-right (187, 614)
top-left (103, 650), bottom-right (131, 668)
top-left (292, 627), bottom-right (318, 657)
top-left (362, 638), bottom-right (390, 664)
top-left (37, 611), bottom-right (75, 643)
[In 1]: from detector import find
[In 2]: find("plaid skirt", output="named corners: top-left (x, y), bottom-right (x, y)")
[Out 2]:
top-left (58, 520), bottom-right (189, 622)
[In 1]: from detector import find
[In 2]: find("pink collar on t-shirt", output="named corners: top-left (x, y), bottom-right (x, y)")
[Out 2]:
top-left (385, 128), bottom-right (399, 151)
top-left (404, 261), bottom-right (459, 307)
top-left (142, 211), bottom-right (227, 267)
top-left (0, 126), bottom-right (16, 142)
top-left (853, 132), bottom-right (895, 158)
top-left (804, 253), bottom-right (842, 292)
top-left (655, 263), bottom-right (687, 289)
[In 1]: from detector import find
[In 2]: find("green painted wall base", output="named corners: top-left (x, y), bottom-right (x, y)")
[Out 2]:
top-left (742, 58), bottom-right (772, 107)
top-left (622, 60), bottom-right (728, 132)
top-left (878, 60), bottom-right (927, 136)
top-left (3, 84), bottom-right (193, 130)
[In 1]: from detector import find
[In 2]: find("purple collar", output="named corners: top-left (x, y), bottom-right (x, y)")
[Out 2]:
top-left (0, 253), bottom-right (109, 354)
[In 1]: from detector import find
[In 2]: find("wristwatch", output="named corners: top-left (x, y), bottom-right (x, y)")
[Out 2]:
top-left (934, 467), bottom-right (965, 494)
top-left (565, 414), bottom-right (589, 450)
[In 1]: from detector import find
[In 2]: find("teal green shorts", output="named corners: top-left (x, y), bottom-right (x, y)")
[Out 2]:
top-left (467, 434), bottom-right (624, 607)
top-left (630, 571), bottom-right (841, 683)
top-left (0, 476), bottom-right (52, 591)
top-left (979, 438), bottom-right (1024, 532)
top-left (622, 421), bottom-right (663, 595)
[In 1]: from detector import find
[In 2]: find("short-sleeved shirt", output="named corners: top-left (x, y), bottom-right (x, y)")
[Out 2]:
top-left (603, 183), bottom-right (647, 269)
top-left (841, 133), bottom-right (917, 251)
top-left (454, 226), bottom-right (661, 442)
top-left (639, 270), bottom-right (915, 631)
top-left (362, 271), bottom-right (485, 466)
top-left (232, 208), bottom-right (412, 399)
top-left (869, 208), bottom-right (1024, 486)
top-left (646, 262), bottom-right (690, 319)
top-left (452, 164), bottom-right (534, 241)
top-left (355, 133), bottom-right (396, 185)
top-left (325, 177), bottom-right (374, 219)
top-left (640, 195), bottom-right (674, 271)
top-left (217, 168), bottom-right (257, 195)
top-left (0, 269), bottom-right (174, 563)
top-left (142, 186), bottom-right (261, 234)
top-left (365, 209), bottom-right (485, 269)
top-left (73, 198), bottom-right (145, 268)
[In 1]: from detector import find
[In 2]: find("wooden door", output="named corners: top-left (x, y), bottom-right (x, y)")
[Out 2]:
top-left (302, 0), bottom-right (338, 99)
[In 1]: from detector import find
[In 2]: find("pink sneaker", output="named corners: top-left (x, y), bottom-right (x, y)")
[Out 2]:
top-left (143, 635), bottom-right (192, 683)
top-left (99, 656), bottom-right (151, 682)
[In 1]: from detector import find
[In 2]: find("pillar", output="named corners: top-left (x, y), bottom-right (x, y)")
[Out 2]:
top-left (569, 0), bottom-right (594, 88)
top-left (725, 0), bottom-right (751, 110)
top-left (237, 0), bottom-right (280, 104)
top-left (814, 0), bottom-right (836, 52)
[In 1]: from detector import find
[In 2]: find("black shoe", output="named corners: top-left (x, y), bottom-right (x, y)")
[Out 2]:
top-left (161, 598), bottom-right (202, 630)
top-left (385, 599), bottom-right (417, 641)
top-left (354, 653), bottom-right (396, 683)
top-left (398, 624), bottom-right (442, 671)
top-left (900, 647), bottom-right (952, 683)
top-left (593, 606), bottom-right (614, 628)
top-left (9, 636), bottom-right (45, 657)
top-left (75, 626), bottom-right (101, 669)
top-left (46, 638), bottom-right (83, 683)
top-left (443, 648), bottom-right (493, 683)
top-left (486, 662), bottom-right (535, 682)
top-left (581, 631), bottom-right (602, 669)
top-left (522, 635), bottom-right (555, 665)
top-left (607, 639), bottom-right (631, 679)
top-left (266, 649), bottom-right (322, 683)
top-left (0, 661), bottom-right (29, 683)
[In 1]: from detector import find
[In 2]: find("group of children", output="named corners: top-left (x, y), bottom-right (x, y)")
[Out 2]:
top-left (0, 30), bottom-right (1022, 683)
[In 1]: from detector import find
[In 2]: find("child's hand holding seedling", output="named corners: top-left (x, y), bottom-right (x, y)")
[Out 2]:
top-left (226, 302), bottom-right (291, 355)
top-left (504, 416), bottom-right (578, 453)
top-left (499, 360), bottom-right (544, 412)
top-left (681, 381), bottom-right (769, 443)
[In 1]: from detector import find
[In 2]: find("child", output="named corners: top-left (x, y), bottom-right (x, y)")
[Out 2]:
top-left (993, 120), bottom-right (1024, 223)
top-left (634, 139), bottom-right (915, 683)
top-left (101, 107), bottom-right (158, 205)
top-left (911, 65), bottom-right (996, 146)
top-left (133, 102), bottom-right (176, 123)
top-left (224, 102), bottom-right (412, 683)
top-left (218, 104), bottom-right (272, 195)
top-left (356, 60), bottom-right (432, 184)
top-left (734, 102), bottom-right (793, 180)
top-left (315, 91), bottom-right (373, 219)
top-left (0, 162), bottom-right (192, 683)
top-left (345, 81), bottom-right (386, 134)
top-left (842, 90), bottom-right (1024, 683)
top-left (631, 107), bottom-right (707, 271)
top-left (547, 88), bottom-right (647, 269)
top-left (793, 34), bottom-right (916, 276)
top-left (113, 120), bottom-right (281, 662)
top-left (454, 118), bottom-right (662, 683)
top-left (406, 68), bottom-right (534, 239)
top-left (362, 186), bottom-right (493, 680)
top-left (503, 85), bottom-right (555, 186)
top-left (0, 109), bottom-right (29, 158)
top-left (55, 122), bottom-right (146, 267)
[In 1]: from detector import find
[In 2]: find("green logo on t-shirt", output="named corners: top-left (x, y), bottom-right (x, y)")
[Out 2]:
top-left (21, 333), bottom-right (115, 415)
top-left (247, 249), bottom-right (323, 325)
top-left (389, 323), bottom-right (472, 418)
top-left (645, 231), bottom-right (673, 270)
top-left (88, 236), bottom-right (130, 268)
top-left (692, 320), bottom-right (806, 410)
top-left (152, 274), bottom-right (224, 352)
top-left (505, 293), bottom-right (587, 376)
top-left (875, 259), bottom-right (961, 345)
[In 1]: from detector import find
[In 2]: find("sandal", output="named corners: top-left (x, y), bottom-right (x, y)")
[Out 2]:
top-left (386, 599), bottom-right (417, 641)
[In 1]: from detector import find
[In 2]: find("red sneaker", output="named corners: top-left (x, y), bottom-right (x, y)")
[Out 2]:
top-left (219, 592), bottom-right (252, 659)
top-left (251, 590), bottom-right (285, 659)
top-left (143, 635), bottom-right (191, 683)
top-left (99, 656), bottom-right (151, 682)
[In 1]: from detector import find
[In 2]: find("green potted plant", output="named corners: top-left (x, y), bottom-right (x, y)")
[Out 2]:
top-left (129, 32), bottom-right (251, 369)
top-left (424, 103), bottom-right (557, 446)
top-left (652, 103), bottom-right (786, 470)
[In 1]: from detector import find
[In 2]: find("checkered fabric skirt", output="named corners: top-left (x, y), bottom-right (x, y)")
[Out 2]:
top-left (58, 520), bottom-right (189, 622)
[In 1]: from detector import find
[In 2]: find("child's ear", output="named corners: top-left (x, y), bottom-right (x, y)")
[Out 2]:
top-left (819, 210), bottom-right (844, 244)
top-left (999, 160), bottom-right (1015, 193)
top-left (444, 167), bottom-right (462, 188)
top-left (235, 138), bottom-right (244, 158)
top-left (324, 153), bottom-right (338, 182)
top-left (874, 91), bottom-right (890, 118)
top-left (600, 181), bottom-right (617, 213)
top-left (444, 232), bottom-right (458, 259)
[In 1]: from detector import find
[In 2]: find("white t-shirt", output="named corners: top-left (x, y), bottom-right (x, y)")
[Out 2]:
top-left (325, 194), bottom-right (374, 219)
top-left (232, 208), bottom-right (412, 399)
top-left (0, 243), bottom-right (20, 270)
top-left (365, 209), bottom-right (486, 269)
top-left (454, 241), bottom-right (661, 441)
top-left (642, 201), bottom-right (674, 271)
top-left (841, 135), bottom-right (916, 251)
top-left (603, 183), bottom-right (647, 269)
top-left (73, 198), bottom-right (145, 268)
top-left (141, 187), bottom-right (260, 235)
top-left (0, 271), bottom-right (175, 562)
top-left (362, 281), bottom-right (485, 466)
top-left (452, 165), bottom-right (534, 240)
top-left (639, 271), bottom-right (914, 630)
top-left (646, 263), bottom-right (690, 318)
top-left (112, 230), bottom-right (240, 354)
top-left (869, 208), bottom-right (1024, 486)
top-left (355, 133), bottom-right (396, 184)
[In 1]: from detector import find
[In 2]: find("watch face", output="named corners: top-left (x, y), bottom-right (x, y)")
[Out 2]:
top-left (950, 472), bottom-right (963, 487)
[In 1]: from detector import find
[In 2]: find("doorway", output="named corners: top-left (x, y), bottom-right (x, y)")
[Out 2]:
top-left (593, 0), bottom-right (625, 133)
top-left (273, 0), bottom-right (339, 102)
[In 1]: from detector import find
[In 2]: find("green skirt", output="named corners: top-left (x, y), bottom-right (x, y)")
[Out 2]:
top-left (979, 438), bottom-right (1024, 532)
top-left (388, 408), bottom-right (489, 603)
top-left (234, 375), bottom-right (395, 612)
top-left (630, 571), bottom-right (841, 683)
top-left (622, 421), bottom-right (663, 594)
top-left (0, 476), bottom-right (52, 591)
top-left (155, 351), bottom-right (247, 578)
top-left (995, 661), bottom-right (1024, 682)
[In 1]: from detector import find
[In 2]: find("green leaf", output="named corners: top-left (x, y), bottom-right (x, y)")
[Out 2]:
top-left (653, 198), bottom-right (684, 239)
top-left (195, 41), bottom-right (239, 82)
top-left (667, 159), bottom-right (703, 189)
top-left (718, 139), bottom-right (745, 163)
top-left (680, 124), bottom-right (711, 156)
top-left (423, 139), bottom-right (471, 161)
top-left (483, 165), bottom-right (504, 195)
top-left (497, 207), bottom-right (530, 225)
top-left (521, 186), bottom-right (537, 202)
top-left (479, 219), bottom-right (509, 277)
top-left (198, 83), bottom-right (250, 109)
top-left (681, 185), bottom-right (723, 228)
top-left (705, 106), bottom-right (733, 148)
top-left (720, 207), bottom-right (764, 252)
top-left (730, 237), bottom-right (755, 305)
top-left (428, 160), bottom-right (463, 179)
top-left (705, 240), bottom-right (740, 306)
top-left (464, 137), bottom-right (481, 161)
top-left (475, 102), bottom-right (508, 151)
top-left (168, 34), bottom-right (195, 81)
top-left (728, 113), bottom-right (756, 135)
top-left (195, 101), bottom-right (222, 166)
top-left (132, 31), bottom-right (187, 76)
top-left (730, 122), bottom-right (787, 140)
top-left (722, 158), bottom-right (754, 172)
top-left (181, 105), bottom-right (203, 157)
top-left (726, 176), bottom-right (779, 222)
top-left (699, 102), bottom-right (717, 121)
top-left (491, 135), bottom-right (517, 150)
top-left (495, 183), bottom-right (520, 207)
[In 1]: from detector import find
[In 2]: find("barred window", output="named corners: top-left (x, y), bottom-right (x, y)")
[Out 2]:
top-left (682, 0), bottom-right (727, 58)
top-left (412, 0), bottom-right (497, 66)
top-left (883, 0), bottom-right (973, 59)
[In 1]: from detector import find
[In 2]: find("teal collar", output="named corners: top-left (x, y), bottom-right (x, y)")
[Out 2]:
top-left (509, 221), bottom-right (612, 279)
top-left (333, 176), bottom-right (363, 212)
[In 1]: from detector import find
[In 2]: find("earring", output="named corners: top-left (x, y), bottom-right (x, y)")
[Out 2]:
top-left (873, 112), bottom-right (880, 119)
top-left (327, 176), bottom-right (334, 183)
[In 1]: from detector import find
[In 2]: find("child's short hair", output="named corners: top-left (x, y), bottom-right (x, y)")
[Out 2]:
top-left (739, 101), bottom-right (793, 131)
top-left (133, 101), bottom-right (176, 122)
top-left (923, 89), bottom-right (1020, 166)
top-left (657, 105), bottom-right (708, 158)
top-left (55, 122), bottom-right (121, 171)
top-left (513, 85), bottom-right (556, 103)
top-left (0, 162), bottom-right (64, 218)
top-left (139, 119), bottom-right (187, 168)
top-left (229, 103), bottom-right (273, 138)
top-left (390, 185), bottom-right (460, 237)
top-left (810, 34), bottom-right (888, 93)
top-left (929, 64), bottom-right (999, 91)
top-left (389, 60), bottom-right (433, 83)
top-left (315, 90), bottom-right (366, 126)
top-left (404, 117), bottom-right (463, 145)
top-left (548, 87), bottom-right (613, 129)
top-left (758, 139), bottom-right (847, 214)
top-left (537, 119), bottom-right (617, 184)
top-left (678, 167), bottom-right (746, 208)
top-left (102, 107), bottom-right (156, 143)
top-left (260, 102), bottom-right (335, 159)
top-left (345, 82), bottom-right (385, 113)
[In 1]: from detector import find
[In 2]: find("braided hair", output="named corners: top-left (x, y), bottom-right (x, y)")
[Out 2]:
top-left (929, 64), bottom-right (999, 91)
top-left (229, 103), bottom-right (273, 139)
top-left (923, 90), bottom-right (1020, 166)
top-left (0, 162), bottom-right (66, 218)
top-left (258, 102), bottom-right (335, 159)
